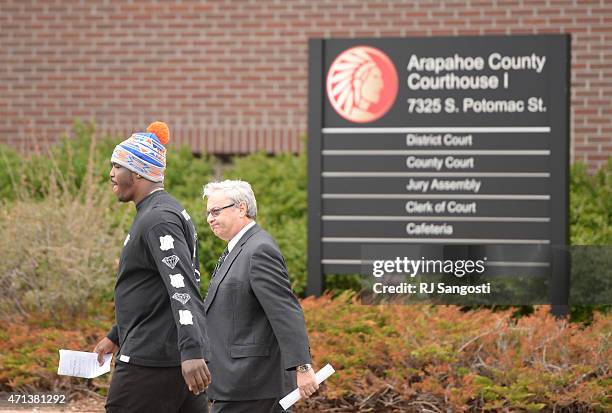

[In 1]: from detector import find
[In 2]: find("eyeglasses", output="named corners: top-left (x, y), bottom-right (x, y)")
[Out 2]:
top-left (206, 203), bottom-right (235, 217)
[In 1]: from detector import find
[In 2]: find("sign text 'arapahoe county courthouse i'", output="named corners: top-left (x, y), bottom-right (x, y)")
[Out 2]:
top-left (307, 35), bottom-right (570, 300)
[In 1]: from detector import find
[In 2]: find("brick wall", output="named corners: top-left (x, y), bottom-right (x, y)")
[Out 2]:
top-left (1, 0), bottom-right (610, 170)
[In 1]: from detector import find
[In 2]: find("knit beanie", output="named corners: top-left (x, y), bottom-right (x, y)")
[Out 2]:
top-left (111, 121), bottom-right (170, 183)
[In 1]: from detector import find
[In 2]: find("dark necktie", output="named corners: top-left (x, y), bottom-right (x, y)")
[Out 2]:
top-left (211, 248), bottom-right (229, 278)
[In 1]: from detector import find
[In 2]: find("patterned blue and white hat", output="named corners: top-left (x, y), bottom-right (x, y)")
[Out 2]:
top-left (110, 122), bottom-right (169, 182)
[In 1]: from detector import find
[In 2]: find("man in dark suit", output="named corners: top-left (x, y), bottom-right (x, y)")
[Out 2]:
top-left (202, 180), bottom-right (318, 413)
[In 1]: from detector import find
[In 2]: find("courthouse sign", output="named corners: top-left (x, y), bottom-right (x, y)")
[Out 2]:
top-left (307, 35), bottom-right (570, 298)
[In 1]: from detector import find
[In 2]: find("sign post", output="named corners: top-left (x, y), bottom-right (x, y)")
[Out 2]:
top-left (307, 35), bottom-right (570, 309)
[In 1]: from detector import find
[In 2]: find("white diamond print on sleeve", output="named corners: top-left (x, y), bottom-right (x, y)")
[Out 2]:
top-left (172, 292), bottom-right (191, 305)
top-left (123, 233), bottom-right (130, 246)
top-left (169, 273), bottom-right (185, 288)
top-left (162, 255), bottom-right (179, 269)
top-left (179, 310), bottom-right (193, 325)
top-left (159, 235), bottom-right (175, 251)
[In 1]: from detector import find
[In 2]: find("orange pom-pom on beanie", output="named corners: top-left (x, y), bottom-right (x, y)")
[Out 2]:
top-left (146, 121), bottom-right (170, 145)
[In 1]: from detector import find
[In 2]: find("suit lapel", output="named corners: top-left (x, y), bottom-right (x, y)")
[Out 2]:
top-left (203, 246), bottom-right (241, 312)
top-left (204, 224), bottom-right (261, 313)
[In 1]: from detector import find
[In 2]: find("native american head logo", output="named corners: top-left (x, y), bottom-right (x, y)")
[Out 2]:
top-left (326, 46), bottom-right (398, 123)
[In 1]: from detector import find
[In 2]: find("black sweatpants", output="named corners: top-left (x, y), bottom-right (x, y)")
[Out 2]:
top-left (106, 361), bottom-right (209, 413)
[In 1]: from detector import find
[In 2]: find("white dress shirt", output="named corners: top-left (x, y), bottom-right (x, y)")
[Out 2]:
top-left (227, 220), bottom-right (256, 253)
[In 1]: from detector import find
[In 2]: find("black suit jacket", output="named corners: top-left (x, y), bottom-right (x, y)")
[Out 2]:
top-left (204, 223), bottom-right (311, 401)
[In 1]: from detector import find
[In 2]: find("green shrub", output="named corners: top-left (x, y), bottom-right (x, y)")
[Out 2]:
top-left (222, 152), bottom-right (308, 292)
top-left (570, 159), bottom-right (612, 244)
top-left (0, 120), bottom-right (215, 202)
top-left (0, 125), bottom-right (131, 322)
top-left (0, 124), bottom-right (610, 302)
top-left (0, 121), bottom-right (117, 201)
top-left (220, 151), bottom-right (363, 295)
top-left (0, 122), bottom-right (220, 315)
top-left (0, 192), bottom-right (125, 322)
top-left (568, 160), bottom-right (611, 321)
top-left (0, 144), bottom-right (26, 201)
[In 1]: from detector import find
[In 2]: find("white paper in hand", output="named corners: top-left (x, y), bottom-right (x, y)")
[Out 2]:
top-left (279, 364), bottom-right (335, 410)
top-left (57, 349), bottom-right (112, 378)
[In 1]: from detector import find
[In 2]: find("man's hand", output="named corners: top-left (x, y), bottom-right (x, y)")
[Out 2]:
top-left (181, 359), bottom-right (211, 395)
top-left (297, 366), bottom-right (319, 399)
top-left (93, 337), bottom-right (118, 366)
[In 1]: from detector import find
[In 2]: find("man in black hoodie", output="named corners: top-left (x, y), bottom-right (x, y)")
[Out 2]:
top-left (93, 122), bottom-right (211, 413)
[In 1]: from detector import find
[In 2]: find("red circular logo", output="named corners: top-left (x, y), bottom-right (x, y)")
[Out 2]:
top-left (326, 46), bottom-right (398, 123)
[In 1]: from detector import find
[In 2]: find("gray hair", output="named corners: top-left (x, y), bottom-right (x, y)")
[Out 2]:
top-left (203, 179), bottom-right (257, 219)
